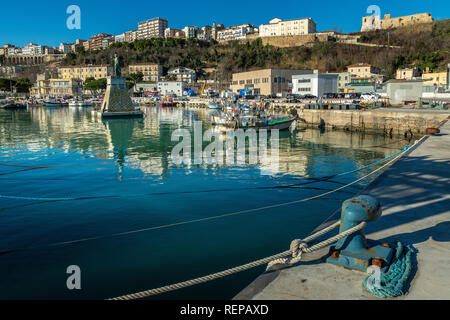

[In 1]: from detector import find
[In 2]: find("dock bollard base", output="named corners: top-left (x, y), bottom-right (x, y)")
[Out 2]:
top-left (327, 242), bottom-right (394, 273)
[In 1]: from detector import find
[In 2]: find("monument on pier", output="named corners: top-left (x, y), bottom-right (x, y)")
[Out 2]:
top-left (99, 54), bottom-right (143, 118)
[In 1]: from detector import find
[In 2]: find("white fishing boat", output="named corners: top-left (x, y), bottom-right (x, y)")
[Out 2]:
top-left (207, 102), bottom-right (222, 109)
top-left (69, 99), bottom-right (93, 107)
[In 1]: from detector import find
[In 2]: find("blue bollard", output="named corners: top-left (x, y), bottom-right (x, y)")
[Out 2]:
top-left (326, 195), bottom-right (394, 273)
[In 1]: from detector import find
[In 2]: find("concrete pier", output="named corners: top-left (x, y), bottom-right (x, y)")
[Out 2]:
top-left (235, 117), bottom-right (450, 300)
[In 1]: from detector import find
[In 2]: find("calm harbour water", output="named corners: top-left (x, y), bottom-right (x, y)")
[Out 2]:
top-left (0, 106), bottom-right (410, 300)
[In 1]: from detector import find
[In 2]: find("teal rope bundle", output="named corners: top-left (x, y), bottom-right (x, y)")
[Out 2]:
top-left (363, 242), bottom-right (416, 298)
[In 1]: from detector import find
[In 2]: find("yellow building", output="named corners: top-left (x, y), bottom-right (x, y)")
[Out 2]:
top-left (396, 68), bottom-right (421, 80)
top-left (128, 63), bottom-right (163, 82)
top-left (347, 63), bottom-right (379, 78)
top-left (422, 71), bottom-right (448, 87)
top-left (58, 65), bottom-right (113, 81)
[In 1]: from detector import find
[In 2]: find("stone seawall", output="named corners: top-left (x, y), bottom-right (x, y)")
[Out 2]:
top-left (287, 109), bottom-right (448, 136)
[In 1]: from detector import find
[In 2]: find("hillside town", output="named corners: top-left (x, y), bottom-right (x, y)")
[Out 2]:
top-left (1, 3), bottom-right (450, 304)
top-left (0, 11), bottom-right (449, 107)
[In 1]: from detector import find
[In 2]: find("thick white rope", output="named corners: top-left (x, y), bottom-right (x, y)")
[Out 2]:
top-left (107, 137), bottom-right (425, 301)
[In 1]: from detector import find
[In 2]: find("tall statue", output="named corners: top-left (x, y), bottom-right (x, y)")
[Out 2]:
top-left (113, 53), bottom-right (121, 78)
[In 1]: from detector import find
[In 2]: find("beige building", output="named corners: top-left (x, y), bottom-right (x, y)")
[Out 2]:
top-left (31, 73), bottom-right (83, 98)
top-left (259, 18), bottom-right (316, 37)
top-left (128, 63), bottom-right (163, 82)
top-left (137, 17), bottom-right (168, 40)
top-left (338, 72), bottom-right (352, 92)
top-left (164, 28), bottom-right (185, 39)
top-left (124, 30), bottom-right (138, 43)
top-left (396, 68), bottom-right (421, 80)
top-left (347, 63), bottom-right (380, 78)
top-left (58, 65), bottom-right (113, 81)
top-left (232, 69), bottom-right (314, 96)
top-left (422, 71), bottom-right (448, 87)
top-left (361, 13), bottom-right (433, 32)
top-left (89, 33), bottom-right (114, 51)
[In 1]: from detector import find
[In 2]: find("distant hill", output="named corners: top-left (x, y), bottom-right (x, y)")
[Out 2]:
top-left (62, 19), bottom-right (449, 81)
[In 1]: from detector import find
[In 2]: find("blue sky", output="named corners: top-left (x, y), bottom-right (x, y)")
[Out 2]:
top-left (0, 0), bottom-right (448, 47)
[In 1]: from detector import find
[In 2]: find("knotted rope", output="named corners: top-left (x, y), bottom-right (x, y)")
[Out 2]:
top-left (108, 221), bottom-right (365, 300)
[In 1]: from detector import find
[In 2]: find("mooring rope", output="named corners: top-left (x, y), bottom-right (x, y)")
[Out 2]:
top-left (363, 242), bottom-right (416, 298)
top-left (108, 137), bottom-right (425, 300)
top-left (108, 221), bottom-right (365, 300)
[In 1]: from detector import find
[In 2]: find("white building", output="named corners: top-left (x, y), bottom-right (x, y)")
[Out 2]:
top-left (292, 71), bottom-right (338, 97)
top-left (59, 43), bottom-right (73, 54)
top-left (197, 26), bottom-right (213, 40)
top-left (158, 81), bottom-right (189, 96)
top-left (217, 24), bottom-right (257, 42)
top-left (259, 18), bottom-right (316, 37)
top-left (168, 67), bottom-right (197, 83)
top-left (114, 34), bottom-right (125, 43)
top-left (182, 26), bottom-right (199, 39)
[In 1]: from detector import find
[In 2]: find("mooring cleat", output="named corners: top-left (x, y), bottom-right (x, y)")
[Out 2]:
top-left (326, 195), bottom-right (394, 273)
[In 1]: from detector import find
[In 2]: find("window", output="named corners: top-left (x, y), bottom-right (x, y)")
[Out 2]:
top-left (274, 77), bottom-right (277, 83)
top-left (297, 79), bottom-right (311, 83)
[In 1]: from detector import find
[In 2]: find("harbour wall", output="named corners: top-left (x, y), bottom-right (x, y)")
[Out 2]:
top-left (293, 109), bottom-right (448, 136)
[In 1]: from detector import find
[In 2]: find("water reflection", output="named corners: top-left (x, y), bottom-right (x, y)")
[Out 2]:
top-left (0, 106), bottom-right (410, 181)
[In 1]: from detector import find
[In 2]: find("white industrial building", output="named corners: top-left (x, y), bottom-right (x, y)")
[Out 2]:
top-left (157, 81), bottom-right (188, 97)
top-left (292, 71), bottom-right (339, 97)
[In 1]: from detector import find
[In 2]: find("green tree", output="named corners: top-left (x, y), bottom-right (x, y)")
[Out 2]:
top-left (84, 77), bottom-right (107, 95)
top-left (128, 72), bottom-right (144, 86)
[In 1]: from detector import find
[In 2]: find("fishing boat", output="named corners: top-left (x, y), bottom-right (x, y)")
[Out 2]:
top-left (212, 111), bottom-right (295, 131)
top-left (0, 100), bottom-right (27, 109)
top-left (69, 99), bottom-right (93, 108)
top-left (207, 102), bottom-right (222, 109)
top-left (43, 99), bottom-right (64, 107)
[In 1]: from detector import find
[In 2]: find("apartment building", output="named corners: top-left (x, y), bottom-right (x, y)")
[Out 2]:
top-left (217, 24), bottom-right (258, 42)
top-left (361, 13), bottom-right (433, 32)
top-left (259, 18), bottom-right (316, 37)
top-left (197, 26), bottom-right (213, 40)
top-left (182, 26), bottom-right (199, 39)
top-left (137, 17), bottom-right (168, 40)
top-left (165, 28), bottom-right (185, 39)
top-left (128, 63), bottom-right (163, 82)
top-left (168, 67), bottom-right (197, 83)
top-left (89, 33), bottom-right (114, 51)
top-left (232, 69), bottom-right (314, 96)
top-left (58, 65), bottom-right (113, 81)
top-left (292, 71), bottom-right (338, 97)
top-left (59, 43), bottom-right (73, 54)
top-left (31, 73), bottom-right (83, 98)
top-left (124, 30), bottom-right (138, 43)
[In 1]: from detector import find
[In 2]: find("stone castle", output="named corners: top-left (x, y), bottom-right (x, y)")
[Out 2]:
top-left (361, 13), bottom-right (433, 32)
